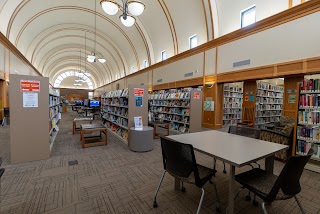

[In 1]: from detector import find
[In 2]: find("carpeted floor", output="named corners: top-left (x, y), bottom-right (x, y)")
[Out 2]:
top-left (0, 110), bottom-right (320, 214)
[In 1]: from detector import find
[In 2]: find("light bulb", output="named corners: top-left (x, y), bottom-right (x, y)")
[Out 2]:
top-left (127, 1), bottom-right (145, 16)
top-left (101, 0), bottom-right (119, 15)
top-left (98, 58), bottom-right (106, 63)
top-left (120, 15), bottom-right (135, 27)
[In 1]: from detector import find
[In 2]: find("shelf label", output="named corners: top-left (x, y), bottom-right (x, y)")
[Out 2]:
top-left (20, 80), bottom-right (40, 92)
top-left (134, 88), bottom-right (144, 96)
top-left (194, 92), bottom-right (200, 99)
top-left (23, 92), bottom-right (38, 108)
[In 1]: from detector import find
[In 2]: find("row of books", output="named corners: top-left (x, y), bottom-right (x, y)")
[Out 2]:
top-left (49, 106), bottom-right (60, 120)
top-left (224, 97), bottom-right (243, 103)
top-left (150, 106), bottom-right (190, 115)
top-left (152, 113), bottom-right (190, 124)
top-left (223, 103), bottom-right (242, 108)
top-left (103, 121), bottom-right (129, 141)
top-left (223, 119), bottom-right (241, 126)
top-left (256, 110), bottom-right (282, 117)
top-left (257, 82), bottom-right (284, 92)
top-left (255, 116), bottom-right (281, 125)
top-left (223, 85), bottom-right (243, 93)
top-left (150, 100), bottom-right (190, 107)
top-left (299, 94), bottom-right (320, 107)
top-left (171, 123), bottom-right (189, 133)
top-left (223, 92), bottom-right (243, 98)
top-left (49, 88), bottom-right (60, 97)
top-left (104, 97), bottom-right (128, 107)
top-left (300, 79), bottom-right (320, 91)
top-left (103, 89), bottom-right (129, 98)
top-left (256, 90), bottom-right (283, 98)
top-left (296, 141), bottom-right (320, 158)
top-left (256, 104), bottom-right (282, 111)
top-left (149, 91), bottom-right (191, 100)
top-left (49, 96), bottom-right (60, 107)
top-left (297, 126), bottom-right (320, 141)
top-left (256, 97), bottom-right (283, 104)
top-left (102, 113), bottom-right (128, 128)
top-left (298, 110), bottom-right (320, 124)
top-left (223, 109), bottom-right (242, 114)
top-left (223, 114), bottom-right (242, 120)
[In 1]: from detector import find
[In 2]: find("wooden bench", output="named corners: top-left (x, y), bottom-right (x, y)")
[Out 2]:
top-left (73, 117), bottom-right (93, 135)
top-left (148, 121), bottom-right (170, 139)
top-left (80, 124), bottom-right (107, 148)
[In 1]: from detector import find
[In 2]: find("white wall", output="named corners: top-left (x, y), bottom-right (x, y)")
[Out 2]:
top-left (216, 0), bottom-right (288, 37)
top-left (205, 48), bottom-right (216, 75)
top-left (153, 53), bottom-right (204, 85)
top-left (218, 12), bottom-right (320, 73)
top-left (126, 72), bottom-right (148, 86)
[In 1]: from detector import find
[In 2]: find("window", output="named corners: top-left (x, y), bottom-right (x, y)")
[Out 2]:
top-left (88, 92), bottom-right (94, 99)
top-left (143, 60), bottom-right (148, 68)
top-left (189, 35), bottom-right (197, 49)
top-left (115, 74), bottom-right (119, 80)
top-left (131, 66), bottom-right (135, 74)
top-left (161, 50), bottom-right (166, 61)
top-left (241, 5), bottom-right (256, 28)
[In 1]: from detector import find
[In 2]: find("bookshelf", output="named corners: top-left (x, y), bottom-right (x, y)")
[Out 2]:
top-left (101, 84), bottom-right (148, 145)
top-left (295, 79), bottom-right (320, 173)
top-left (255, 81), bottom-right (284, 127)
top-left (223, 83), bottom-right (243, 126)
top-left (149, 88), bottom-right (202, 133)
top-left (49, 86), bottom-right (61, 150)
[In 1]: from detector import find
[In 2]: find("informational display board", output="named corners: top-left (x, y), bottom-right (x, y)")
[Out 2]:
top-left (23, 92), bottom-right (38, 107)
top-left (20, 80), bottom-right (40, 92)
top-left (134, 116), bottom-right (143, 130)
top-left (134, 88), bottom-right (144, 96)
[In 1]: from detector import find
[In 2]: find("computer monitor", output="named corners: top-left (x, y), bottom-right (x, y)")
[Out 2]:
top-left (75, 100), bottom-right (83, 106)
top-left (83, 99), bottom-right (89, 107)
top-left (90, 100), bottom-right (100, 107)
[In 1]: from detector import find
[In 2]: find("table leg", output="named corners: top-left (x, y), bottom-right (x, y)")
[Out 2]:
top-left (81, 130), bottom-right (84, 148)
top-left (265, 155), bottom-right (275, 173)
top-left (73, 122), bottom-right (75, 135)
top-left (227, 165), bottom-right (235, 214)
top-left (153, 125), bottom-right (156, 139)
top-left (174, 178), bottom-right (180, 191)
top-left (105, 130), bottom-right (108, 145)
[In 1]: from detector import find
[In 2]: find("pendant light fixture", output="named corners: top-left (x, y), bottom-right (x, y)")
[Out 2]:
top-left (100, 0), bottom-right (145, 27)
top-left (87, 0), bottom-right (106, 63)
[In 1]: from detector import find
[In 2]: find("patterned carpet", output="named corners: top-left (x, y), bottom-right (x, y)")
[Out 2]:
top-left (0, 110), bottom-right (320, 214)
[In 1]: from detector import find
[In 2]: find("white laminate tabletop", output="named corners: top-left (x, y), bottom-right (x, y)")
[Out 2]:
top-left (167, 130), bottom-right (288, 167)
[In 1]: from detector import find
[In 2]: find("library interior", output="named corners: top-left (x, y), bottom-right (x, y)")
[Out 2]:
top-left (1, 0), bottom-right (320, 213)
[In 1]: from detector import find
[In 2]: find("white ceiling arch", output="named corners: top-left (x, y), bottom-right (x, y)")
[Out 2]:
top-left (0, 0), bottom-right (212, 88)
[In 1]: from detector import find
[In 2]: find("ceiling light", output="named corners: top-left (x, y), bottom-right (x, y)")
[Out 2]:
top-left (100, 0), bottom-right (119, 15)
top-left (127, 1), bottom-right (145, 16)
top-left (98, 58), bottom-right (106, 63)
top-left (120, 14), bottom-right (135, 27)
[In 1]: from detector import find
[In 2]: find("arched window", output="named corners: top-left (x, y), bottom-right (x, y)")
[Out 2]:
top-left (53, 71), bottom-right (94, 89)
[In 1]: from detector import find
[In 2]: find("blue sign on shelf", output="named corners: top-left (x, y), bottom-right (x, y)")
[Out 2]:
top-left (136, 96), bottom-right (143, 107)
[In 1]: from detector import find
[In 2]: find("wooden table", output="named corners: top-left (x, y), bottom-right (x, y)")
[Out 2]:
top-left (73, 117), bottom-right (93, 134)
top-left (148, 121), bottom-right (170, 139)
top-left (168, 130), bottom-right (288, 214)
top-left (80, 124), bottom-right (107, 148)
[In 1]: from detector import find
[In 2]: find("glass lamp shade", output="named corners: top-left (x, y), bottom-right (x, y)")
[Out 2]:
top-left (84, 72), bottom-right (91, 77)
top-left (120, 15), bottom-right (135, 27)
top-left (87, 55), bottom-right (96, 62)
top-left (98, 58), bottom-right (106, 63)
top-left (100, 0), bottom-right (119, 15)
top-left (127, 1), bottom-right (145, 16)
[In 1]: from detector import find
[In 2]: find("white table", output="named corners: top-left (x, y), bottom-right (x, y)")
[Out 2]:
top-left (168, 130), bottom-right (288, 214)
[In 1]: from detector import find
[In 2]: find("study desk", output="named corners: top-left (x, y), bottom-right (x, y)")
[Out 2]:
top-left (168, 130), bottom-right (288, 214)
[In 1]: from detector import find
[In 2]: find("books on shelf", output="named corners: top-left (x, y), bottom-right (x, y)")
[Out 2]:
top-left (300, 79), bottom-right (320, 91)
top-left (299, 94), bottom-right (320, 107)
top-left (296, 141), bottom-right (320, 159)
top-left (223, 84), bottom-right (243, 126)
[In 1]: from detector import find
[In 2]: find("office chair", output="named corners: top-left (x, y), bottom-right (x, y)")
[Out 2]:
top-left (1, 108), bottom-right (9, 126)
top-left (153, 137), bottom-right (221, 214)
top-left (234, 148), bottom-right (314, 214)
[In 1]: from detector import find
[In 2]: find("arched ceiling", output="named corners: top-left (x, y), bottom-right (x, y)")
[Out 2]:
top-left (0, 0), bottom-right (210, 88)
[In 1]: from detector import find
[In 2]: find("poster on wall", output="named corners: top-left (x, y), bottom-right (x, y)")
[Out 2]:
top-left (245, 96), bottom-right (249, 101)
top-left (23, 92), bottom-right (38, 107)
top-left (289, 95), bottom-right (296, 103)
top-left (136, 96), bottom-right (143, 107)
top-left (194, 92), bottom-right (201, 99)
top-left (134, 88), bottom-right (144, 96)
top-left (20, 80), bottom-right (40, 92)
top-left (204, 101), bottom-right (214, 111)
top-left (249, 96), bottom-right (254, 102)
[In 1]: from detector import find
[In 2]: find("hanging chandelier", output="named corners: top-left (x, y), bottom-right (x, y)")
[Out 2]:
top-left (100, 0), bottom-right (145, 27)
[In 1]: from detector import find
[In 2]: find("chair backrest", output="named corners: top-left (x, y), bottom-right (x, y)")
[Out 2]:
top-left (228, 125), bottom-right (260, 139)
top-left (3, 108), bottom-right (9, 117)
top-left (268, 148), bottom-right (314, 201)
top-left (160, 137), bottom-right (199, 181)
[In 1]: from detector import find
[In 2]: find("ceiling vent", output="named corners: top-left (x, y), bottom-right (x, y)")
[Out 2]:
top-left (233, 59), bottom-right (251, 68)
top-left (157, 79), bottom-right (162, 83)
top-left (184, 72), bottom-right (194, 77)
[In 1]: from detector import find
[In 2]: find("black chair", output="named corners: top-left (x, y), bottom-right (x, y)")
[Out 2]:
top-left (153, 137), bottom-right (221, 214)
top-left (235, 148), bottom-right (314, 214)
top-left (1, 108), bottom-right (9, 126)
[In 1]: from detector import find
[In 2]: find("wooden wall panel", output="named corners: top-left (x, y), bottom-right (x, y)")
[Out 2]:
top-left (242, 80), bottom-right (257, 125)
top-left (202, 84), bottom-right (215, 129)
top-left (306, 57), bottom-right (320, 73)
top-left (283, 75), bottom-right (304, 118)
top-left (277, 62), bottom-right (303, 75)
top-left (215, 83), bottom-right (223, 128)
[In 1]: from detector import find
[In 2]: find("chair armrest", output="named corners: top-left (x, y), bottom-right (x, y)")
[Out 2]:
top-left (260, 129), bottom-right (290, 138)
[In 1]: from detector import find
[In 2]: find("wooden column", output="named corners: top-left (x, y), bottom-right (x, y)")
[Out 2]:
top-left (283, 75), bottom-right (304, 118)
top-left (242, 80), bottom-right (257, 126)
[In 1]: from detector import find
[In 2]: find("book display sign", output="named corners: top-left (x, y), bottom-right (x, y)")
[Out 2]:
top-left (136, 96), bottom-right (143, 107)
top-left (20, 80), bottom-right (40, 92)
top-left (134, 116), bottom-right (143, 130)
top-left (23, 92), bottom-right (38, 107)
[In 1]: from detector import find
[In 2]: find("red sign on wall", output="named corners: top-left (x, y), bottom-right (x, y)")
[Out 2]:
top-left (20, 80), bottom-right (40, 92)
top-left (194, 92), bottom-right (200, 99)
top-left (134, 88), bottom-right (144, 96)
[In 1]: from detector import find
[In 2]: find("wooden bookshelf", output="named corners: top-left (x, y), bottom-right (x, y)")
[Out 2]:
top-left (223, 83), bottom-right (243, 126)
top-left (149, 88), bottom-right (202, 133)
top-left (295, 79), bottom-right (320, 173)
top-left (101, 84), bottom-right (148, 145)
top-left (255, 81), bottom-right (284, 127)
top-left (49, 86), bottom-right (61, 150)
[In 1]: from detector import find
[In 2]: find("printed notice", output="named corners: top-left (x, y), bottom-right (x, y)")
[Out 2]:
top-left (21, 80), bottom-right (40, 92)
top-left (23, 92), bottom-right (38, 108)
